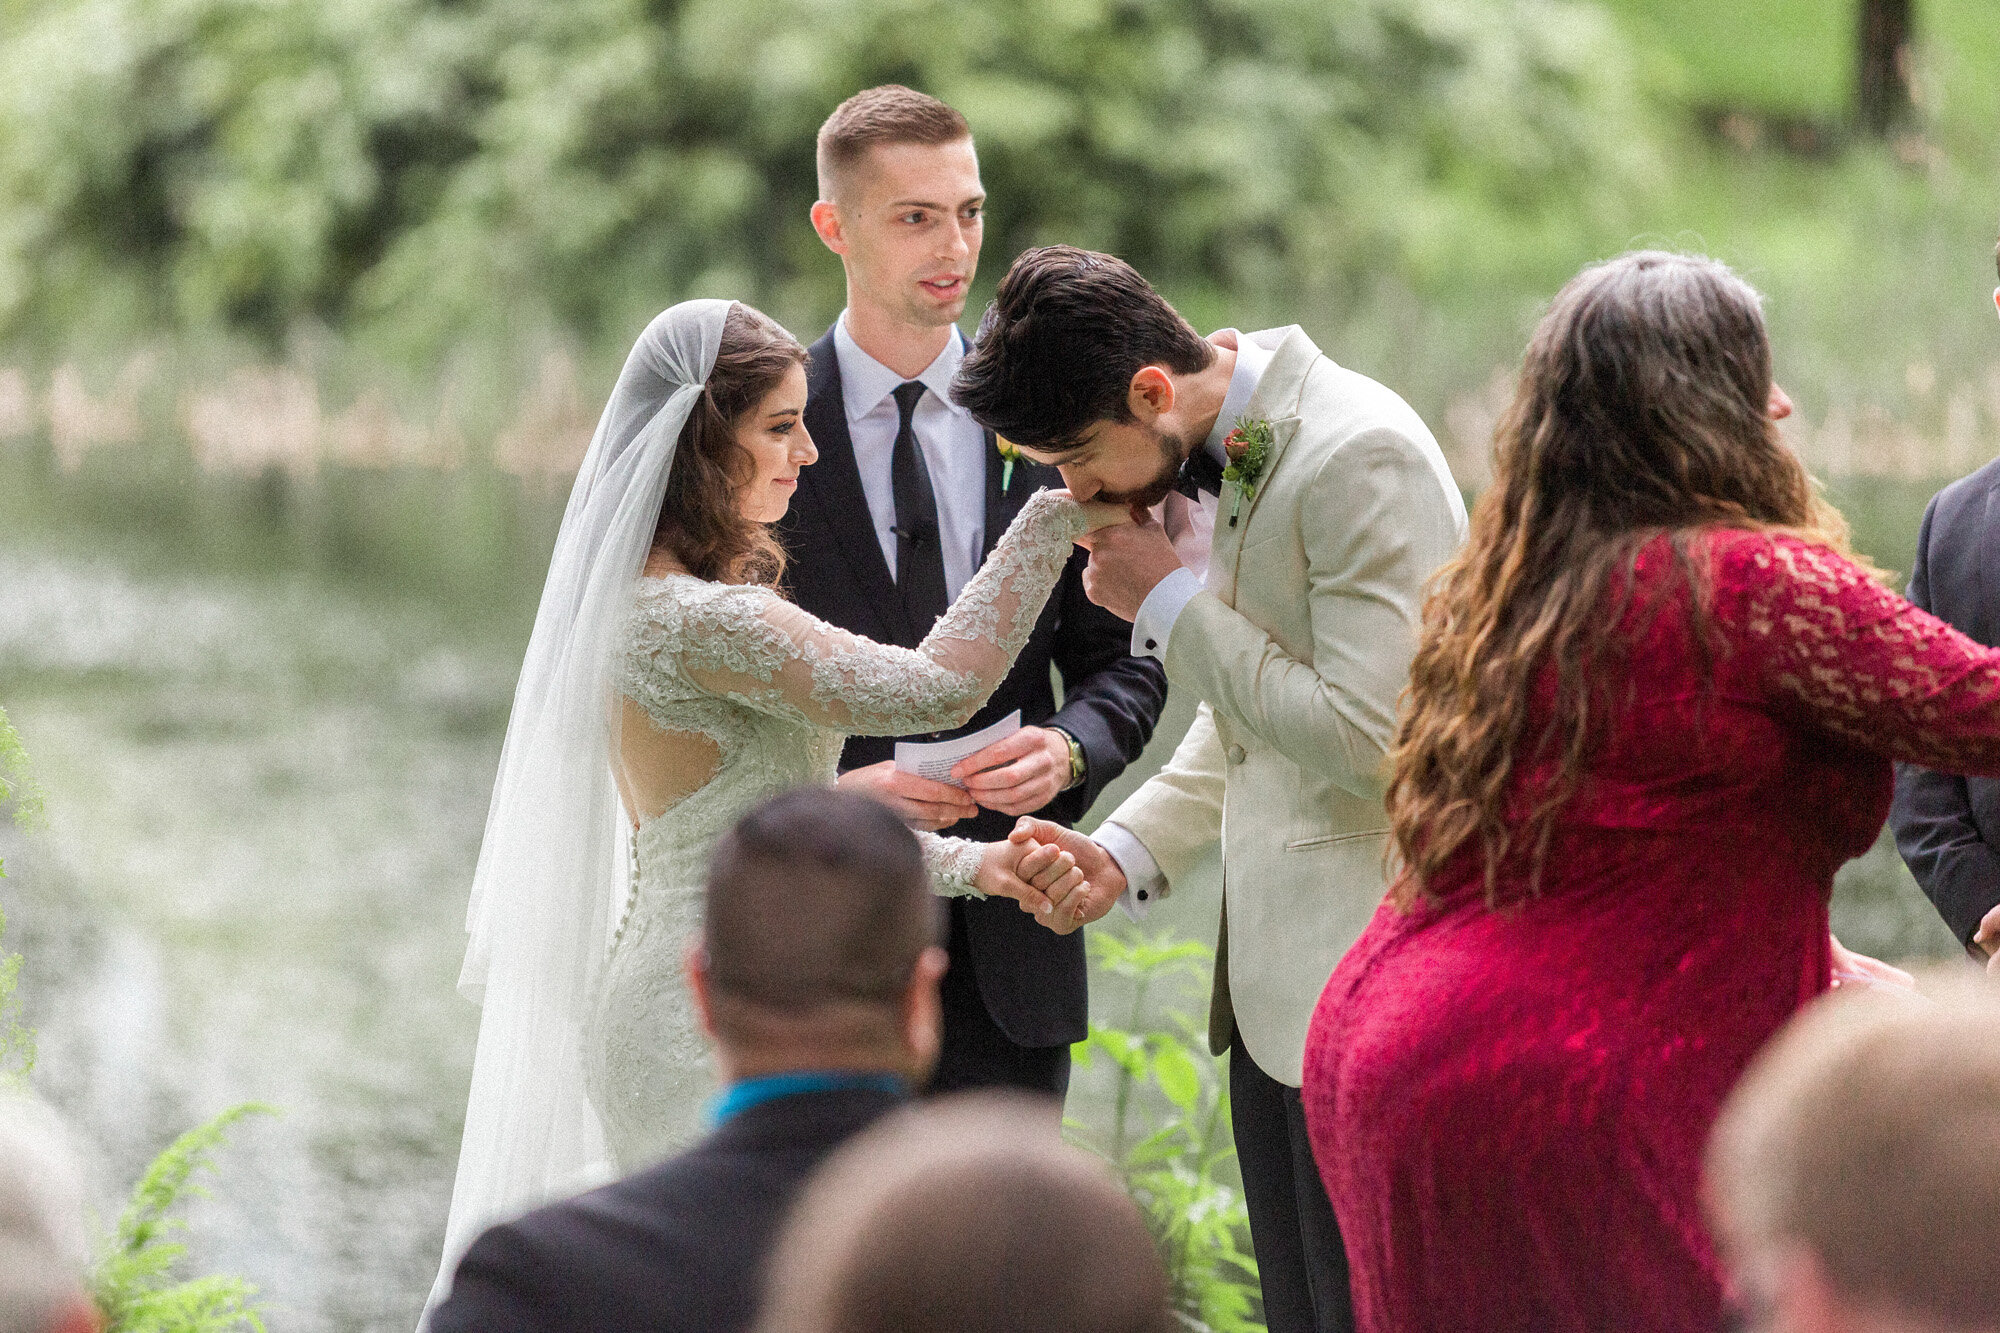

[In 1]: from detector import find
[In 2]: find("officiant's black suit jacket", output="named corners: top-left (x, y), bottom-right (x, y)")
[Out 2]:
top-left (428, 1087), bottom-right (901, 1333)
top-left (1891, 454), bottom-right (2000, 946)
top-left (773, 327), bottom-right (1168, 1050)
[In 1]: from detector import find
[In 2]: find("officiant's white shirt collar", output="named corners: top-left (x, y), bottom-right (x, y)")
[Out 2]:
top-left (834, 313), bottom-right (966, 422)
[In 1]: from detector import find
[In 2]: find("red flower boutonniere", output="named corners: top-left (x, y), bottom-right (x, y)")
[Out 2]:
top-left (1221, 417), bottom-right (1274, 527)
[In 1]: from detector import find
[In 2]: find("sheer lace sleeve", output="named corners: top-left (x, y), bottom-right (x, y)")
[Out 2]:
top-left (1730, 532), bottom-right (2000, 775)
top-left (919, 833), bottom-right (985, 899)
top-left (671, 489), bottom-right (1088, 735)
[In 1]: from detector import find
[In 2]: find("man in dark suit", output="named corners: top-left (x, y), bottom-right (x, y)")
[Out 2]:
top-left (427, 789), bottom-right (951, 1333)
top-left (783, 86), bottom-right (1168, 1098)
top-left (1890, 238), bottom-right (2000, 969)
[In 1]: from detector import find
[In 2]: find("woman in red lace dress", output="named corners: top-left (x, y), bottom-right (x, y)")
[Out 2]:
top-left (1299, 251), bottom-right (1995, 1333)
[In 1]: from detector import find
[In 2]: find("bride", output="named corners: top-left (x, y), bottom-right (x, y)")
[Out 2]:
top-left (425, 299), bottom-right (1122, 1311)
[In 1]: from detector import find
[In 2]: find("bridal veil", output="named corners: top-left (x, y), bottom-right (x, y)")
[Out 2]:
top-left (423, 299), bottom-right (731, 1318)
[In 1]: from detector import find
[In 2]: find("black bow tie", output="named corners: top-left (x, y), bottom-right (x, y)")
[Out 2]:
top-left (1173, 445), bottom-right (1224, 500)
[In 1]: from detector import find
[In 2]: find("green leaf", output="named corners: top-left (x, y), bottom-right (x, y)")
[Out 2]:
top-left (1084, 1024), bottom-right (1147, 1079)
top-left (94, 1103), bottom-right (278, 1333)
top-left (1151, 1038), bottom-right (1201, 1114)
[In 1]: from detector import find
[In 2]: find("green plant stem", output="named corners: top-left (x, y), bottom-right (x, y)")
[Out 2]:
top-left (1112, 969), bottom-right (1153, 1163)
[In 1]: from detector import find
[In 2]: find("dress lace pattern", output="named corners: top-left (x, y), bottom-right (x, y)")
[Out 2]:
top-left (583, 490), bottom-right (1086, 1168)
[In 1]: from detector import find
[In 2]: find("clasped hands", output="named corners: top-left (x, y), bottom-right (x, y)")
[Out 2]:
top-left (973, 818), bottom-right (1127, 935)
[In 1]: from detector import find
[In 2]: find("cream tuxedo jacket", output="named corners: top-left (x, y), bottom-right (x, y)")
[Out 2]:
top-left (1105, 326), bottom-right (1466, 1086)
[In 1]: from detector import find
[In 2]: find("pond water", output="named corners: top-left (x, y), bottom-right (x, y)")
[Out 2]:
top-left (0, 541), bottom-right (509, 1330)
top-left (0, 461), bottom-right (1965, 1331)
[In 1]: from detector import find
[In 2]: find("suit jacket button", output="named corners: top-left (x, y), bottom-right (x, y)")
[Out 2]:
top-left (1144, 638), bottom-right (1157, 651)
top-left (1226, 744), bottom-right (1246, 765)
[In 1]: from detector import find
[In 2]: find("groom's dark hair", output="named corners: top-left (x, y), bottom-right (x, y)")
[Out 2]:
top-left (703, 788), bottom-right (940, 1044)
top-left (954, 246), bottom-right (1217, 453)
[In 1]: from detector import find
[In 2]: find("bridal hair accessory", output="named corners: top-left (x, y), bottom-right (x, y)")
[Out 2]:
top-left (1222, 417), bottom-right (1273, 526)
top-left (995, 434), bottom-right (1023, 493)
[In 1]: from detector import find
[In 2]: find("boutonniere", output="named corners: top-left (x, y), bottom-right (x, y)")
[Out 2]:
top-left (1221, 417), bottom-right (1274, 526)
top-left (995, 435), bottom-right (1023, 493)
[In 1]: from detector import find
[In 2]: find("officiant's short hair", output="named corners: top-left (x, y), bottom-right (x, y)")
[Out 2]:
top-left (1707, 977), bottom-right (2000, 1327)
top-left (955, 246), bottom-right (1217, 453)
top-left (816, 86), bottom-right (970, 202)
top-left (702, 788), bottom-right (939, 1037)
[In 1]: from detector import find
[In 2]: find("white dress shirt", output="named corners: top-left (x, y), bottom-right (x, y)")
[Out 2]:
top-left (833, 313), bottom-right (989, 602)
top-left (1102, 330), bottom-right (1274, 918)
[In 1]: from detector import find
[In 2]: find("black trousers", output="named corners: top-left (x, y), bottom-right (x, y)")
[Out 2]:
top-left (1230, 1027), bottom-right (1353, 1333)
top-left (923, 901), bottom-right (1072, 1099)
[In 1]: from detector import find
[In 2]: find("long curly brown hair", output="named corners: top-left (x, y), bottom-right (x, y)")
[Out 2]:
top-left (1387, 251), bottom-right (1873, 909)
top-left (654, 302), bottom-right (807, 586)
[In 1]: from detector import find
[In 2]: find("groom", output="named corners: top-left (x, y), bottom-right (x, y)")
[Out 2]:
top-left (956, 246), bottom-right (1465, 1333)
top-left (777, 88), bottom-right (1167, 1101)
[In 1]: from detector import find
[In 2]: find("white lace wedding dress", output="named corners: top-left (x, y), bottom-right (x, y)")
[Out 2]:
top-left (583, 489), bottom-right (1088, 1166)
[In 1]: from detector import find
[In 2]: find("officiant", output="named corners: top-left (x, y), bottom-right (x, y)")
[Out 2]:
top-left (776, 86), bottom-right (1167, 1100)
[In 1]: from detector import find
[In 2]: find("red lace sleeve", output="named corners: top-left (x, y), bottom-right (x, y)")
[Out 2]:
top-left (1725, 532), bottom-right (2000, 776)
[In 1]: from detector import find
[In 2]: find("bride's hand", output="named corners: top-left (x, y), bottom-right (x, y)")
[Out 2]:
top-left (1046, 489), bottom-right (1134, 533)
top-left (975, 838), bottom-right (1089, 926)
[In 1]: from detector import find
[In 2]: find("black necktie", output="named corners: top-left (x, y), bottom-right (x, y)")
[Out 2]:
top-left (890, 381), bottom-right (948, 639)
top-left (1174, 443), bottom-right (1225, 500)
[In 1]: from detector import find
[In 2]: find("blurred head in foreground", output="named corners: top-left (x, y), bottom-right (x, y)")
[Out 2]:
top-left (0, 1097), bottom-right (96, 1333)
top-left (756, 1093), bottom-right (1171, 1333)
top-left (690, 787), bottom-right (948, 1087)
top-left (1707, 978), bottom-right (2000, 1333)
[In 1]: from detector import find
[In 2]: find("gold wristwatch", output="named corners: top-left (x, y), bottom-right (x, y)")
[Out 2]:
top-left (1051, 726), bottom-right (1086, 792)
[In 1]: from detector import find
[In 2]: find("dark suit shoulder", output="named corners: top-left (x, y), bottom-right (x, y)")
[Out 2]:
top-left (1926, 454), bottom-right (2000, 536)
top-left (428, 1217), bottom-right (571, 1333)
top-left (434, 1090), bottom-right (902, 1333)
top-left (555, 1085), bottom-right (900, 1237)
top-left (806, 326), bottom-right (840, 390)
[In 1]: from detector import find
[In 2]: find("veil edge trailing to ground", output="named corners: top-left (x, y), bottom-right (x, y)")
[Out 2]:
top-left (420, 299), bottom-right (733, 1323)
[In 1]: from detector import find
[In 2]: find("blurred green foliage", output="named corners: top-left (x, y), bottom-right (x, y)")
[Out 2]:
top-left (0, 906), bottom-right (35, 1088)
top-left (0, 0), bottom-right (1649, 364)
top-left (0, 705), bottom-right (43, 883)
top-left (1070, 931), bottom-right (1260, 1333)
top-left (92, 1103), bottom-right (275, 1333)
top-left (1599, 0), bottom-right (2000, 125)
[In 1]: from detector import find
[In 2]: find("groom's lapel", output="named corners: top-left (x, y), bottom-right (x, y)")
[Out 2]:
top-left (1209, 327), bottom-right (1316, 594)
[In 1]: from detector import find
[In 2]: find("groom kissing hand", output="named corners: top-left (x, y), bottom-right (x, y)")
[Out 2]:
top-left (957, 245), bottom-right (1466, 1333)
top-left (1076, 506), bottom-right (1188, 622)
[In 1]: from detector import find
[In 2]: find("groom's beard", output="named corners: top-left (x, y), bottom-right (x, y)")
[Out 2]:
top-left (1091, 429), bottom-right (1191, 508)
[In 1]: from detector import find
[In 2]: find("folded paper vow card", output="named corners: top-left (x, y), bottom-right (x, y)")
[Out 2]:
top-left (894, 710), bottom-right (1022, 787)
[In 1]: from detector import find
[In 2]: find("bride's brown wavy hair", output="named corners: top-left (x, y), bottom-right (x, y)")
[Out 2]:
top-left (1388, 250), bottom-right (1875, 909)
top-left (654, 302), bottom-right (808, 587)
